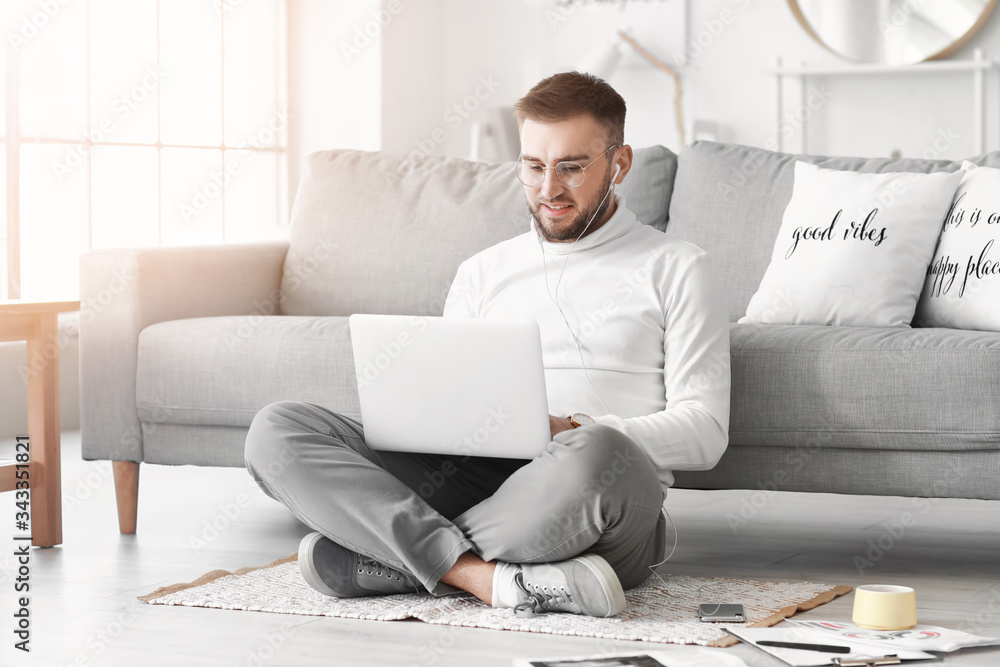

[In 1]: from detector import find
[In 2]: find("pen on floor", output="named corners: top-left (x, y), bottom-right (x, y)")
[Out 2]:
top-left (757, 640), bottom-right (852, 654)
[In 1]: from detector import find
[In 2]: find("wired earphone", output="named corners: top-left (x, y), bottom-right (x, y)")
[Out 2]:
top-left (534, 161), bottom-right (620, 416)
top-left (533, 159), bottom-right (680, 579)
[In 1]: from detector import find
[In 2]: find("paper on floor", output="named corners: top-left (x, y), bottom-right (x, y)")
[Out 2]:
top-left (511, 645), bottom-right (751, 667)
top-left (788, 619), bottom-right (1000, 653)
top-left (724, 625), bottom-right (934, 666)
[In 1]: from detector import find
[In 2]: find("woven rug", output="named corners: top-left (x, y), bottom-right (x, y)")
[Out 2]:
top-left (137, 553), bottom-right (851, 648)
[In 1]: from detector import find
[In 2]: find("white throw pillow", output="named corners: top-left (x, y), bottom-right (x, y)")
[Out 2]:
top-left (741, 161), bottom-right (964, 327)
top-left (914, 161), bottom-right (1000, 331)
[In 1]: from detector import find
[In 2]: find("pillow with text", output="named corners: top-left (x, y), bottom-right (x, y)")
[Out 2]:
top-left (914, 161), bottom-right (1000, 331)
top-left (741, 161), bottom-right (964, 327)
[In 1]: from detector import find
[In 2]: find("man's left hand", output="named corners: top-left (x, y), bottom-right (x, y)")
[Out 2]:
top-left (549, 415), bottom-right (575, 439)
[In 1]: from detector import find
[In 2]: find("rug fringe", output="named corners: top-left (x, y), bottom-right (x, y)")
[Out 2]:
top-left (137, 552), bottom-right (297, 603)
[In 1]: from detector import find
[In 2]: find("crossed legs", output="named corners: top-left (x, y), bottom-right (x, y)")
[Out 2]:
top-left (243, 400), bottom-right (668, 602)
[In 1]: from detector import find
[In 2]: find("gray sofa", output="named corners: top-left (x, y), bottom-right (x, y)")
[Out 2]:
top-left (79, 141), bottom-right (1000, 534)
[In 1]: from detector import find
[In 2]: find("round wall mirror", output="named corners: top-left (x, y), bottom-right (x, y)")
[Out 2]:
top-left (789, 0), bottom-right (999, 65)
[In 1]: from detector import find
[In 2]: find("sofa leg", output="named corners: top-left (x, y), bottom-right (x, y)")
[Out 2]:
top-left (113, 460), bottom-right (140, 534)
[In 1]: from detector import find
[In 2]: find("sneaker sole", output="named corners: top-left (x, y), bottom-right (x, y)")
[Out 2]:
top-left (298, 532), bottom-right (342, 597)
top-left (572, 553), bottom-right (627, 617)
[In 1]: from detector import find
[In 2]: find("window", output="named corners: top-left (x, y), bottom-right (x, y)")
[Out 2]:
top-left (2, 0), bottom-right (288, 301)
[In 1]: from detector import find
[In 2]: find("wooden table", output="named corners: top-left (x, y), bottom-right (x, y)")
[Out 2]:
top-left (0, 299), bottom-right (79, 547)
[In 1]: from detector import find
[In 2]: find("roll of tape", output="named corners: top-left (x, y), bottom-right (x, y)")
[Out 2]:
top-left (853, 584), bottom-right (918, 630)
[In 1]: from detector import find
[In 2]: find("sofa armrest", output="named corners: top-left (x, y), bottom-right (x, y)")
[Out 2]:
top-left (78, 241), bottom-right (290, 463)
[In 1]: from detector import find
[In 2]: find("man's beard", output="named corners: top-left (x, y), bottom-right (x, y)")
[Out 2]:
top-left (528, 168), bottom-right (615, 242)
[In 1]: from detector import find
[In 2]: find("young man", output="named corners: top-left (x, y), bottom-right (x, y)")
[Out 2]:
top-left (243, 72), bottom-right (730, 619)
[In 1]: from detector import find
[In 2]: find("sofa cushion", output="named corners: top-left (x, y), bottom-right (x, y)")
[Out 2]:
top-left (674, 447), bottom-right (1000, 499)
top-left (136, 316), bottom-right (362, 429)
top-left (279, 145), bottom-right (677, 317)
top-left (667, 141), bottom-right (1000, 322)
top-left (731, 322), bottom-right (1000, 452)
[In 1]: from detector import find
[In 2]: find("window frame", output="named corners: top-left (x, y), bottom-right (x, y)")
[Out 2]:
top-left (2, 0), bottom-right (289, 301)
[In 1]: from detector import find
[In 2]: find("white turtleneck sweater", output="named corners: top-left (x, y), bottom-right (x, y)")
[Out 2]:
top-left (442, 194), bottom-right (731, 489)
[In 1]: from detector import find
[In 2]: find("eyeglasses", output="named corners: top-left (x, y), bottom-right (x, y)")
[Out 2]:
top-left (515, 144), bottom-right (619, 188)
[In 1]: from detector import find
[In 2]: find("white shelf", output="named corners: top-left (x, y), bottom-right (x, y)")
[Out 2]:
top-left (773, 59), bottom-right (998, 76)
top-left (773, 47), bottom-right (997, 154)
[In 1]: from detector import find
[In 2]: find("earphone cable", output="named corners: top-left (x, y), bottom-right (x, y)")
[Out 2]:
top-left (538, 176), bottom-right (617, 415)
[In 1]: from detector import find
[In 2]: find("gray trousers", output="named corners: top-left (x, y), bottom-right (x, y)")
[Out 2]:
top-left (243, 401), bottom-right (668, 596)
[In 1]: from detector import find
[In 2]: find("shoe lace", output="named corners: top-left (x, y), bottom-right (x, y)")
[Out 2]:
top-left (357, 554), bottom-right (406, 582)
top-left (512, 571), bottom-right (574, 618)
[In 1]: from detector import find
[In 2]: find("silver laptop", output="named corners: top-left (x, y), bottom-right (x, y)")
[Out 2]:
top-left (348, 314), bottom-right (551, 459)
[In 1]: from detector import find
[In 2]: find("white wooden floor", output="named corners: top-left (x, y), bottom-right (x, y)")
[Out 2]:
top-left (1, 431), bottom-right (998, 666)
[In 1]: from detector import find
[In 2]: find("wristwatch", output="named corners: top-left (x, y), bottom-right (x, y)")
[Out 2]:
top-left (569, 413), bottom-right (595, 428)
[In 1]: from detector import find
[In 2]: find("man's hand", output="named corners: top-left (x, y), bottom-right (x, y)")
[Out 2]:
top-left (549, 414), bottom-right (575, 439)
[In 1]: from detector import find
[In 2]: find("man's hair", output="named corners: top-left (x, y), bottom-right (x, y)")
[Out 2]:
top-left (513, 71), bottom-right (626, 148)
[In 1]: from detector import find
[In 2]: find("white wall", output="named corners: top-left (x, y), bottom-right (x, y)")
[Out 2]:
top-left (381, 0), bottom-right (536, 162)
top-left (293, 0), bottom-right (1000, 167)
top-left (378, 0), bottom-right (689, 160)
top-left (287, 0), bottom-right (382, 198)
top-left (380, 0), bottom-right (449, 157)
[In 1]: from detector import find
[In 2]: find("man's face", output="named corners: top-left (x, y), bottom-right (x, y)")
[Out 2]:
top-left (519, 115), bottom-right (619, 243)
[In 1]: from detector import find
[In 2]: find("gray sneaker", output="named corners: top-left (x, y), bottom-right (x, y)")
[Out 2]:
top-left (511, 554), bottom-right (627, 618)
top-left (297, 532), bottom-right (423, 597)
